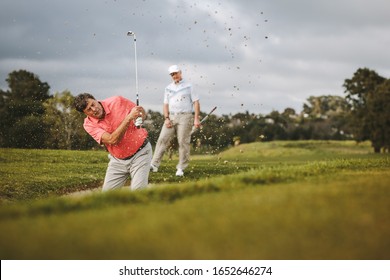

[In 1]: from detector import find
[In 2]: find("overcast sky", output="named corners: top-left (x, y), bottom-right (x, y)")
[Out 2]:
top-left (1, 0), bottom-right (389, 115)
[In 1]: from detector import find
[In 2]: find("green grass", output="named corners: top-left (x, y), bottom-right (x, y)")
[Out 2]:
top-left (0, 149), bottom-right (107, 201)
top-left (0, 148), bottom-right (254, 202)
top-left (0, 141), bottom-right (389, 259)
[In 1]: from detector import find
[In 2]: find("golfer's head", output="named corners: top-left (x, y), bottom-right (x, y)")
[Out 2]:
top-left (168, 65), bottom-right (182, 83)
top-left (74, 93), bottom-right (104, 119)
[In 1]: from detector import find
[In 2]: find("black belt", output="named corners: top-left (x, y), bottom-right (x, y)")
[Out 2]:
top-left (120, 138), bottom-right (149, 160)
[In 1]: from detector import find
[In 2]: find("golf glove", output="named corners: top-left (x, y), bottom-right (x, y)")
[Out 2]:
top-left (135, 117), bottom-right (143, 127)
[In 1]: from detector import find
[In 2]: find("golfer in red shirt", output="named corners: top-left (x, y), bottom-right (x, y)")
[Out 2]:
top-left (74, 93), bottom-right (152, 191)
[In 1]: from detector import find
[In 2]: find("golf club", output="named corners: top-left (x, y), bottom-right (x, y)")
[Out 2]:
top-left (127, 31), bottom-right (142, 128)
top-left (191, 106), bottom-right (217, 135)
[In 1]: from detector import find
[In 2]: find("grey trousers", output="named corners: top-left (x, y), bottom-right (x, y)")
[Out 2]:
top-left (102, 142), bottom-right (152, 191)
top-left (152, 113), bottom-right (193, 170)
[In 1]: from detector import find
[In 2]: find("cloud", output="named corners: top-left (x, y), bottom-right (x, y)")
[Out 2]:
top-left (1, 0), bottom-right (389, 115)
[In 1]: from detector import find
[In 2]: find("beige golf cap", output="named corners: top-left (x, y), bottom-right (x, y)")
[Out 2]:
top-left (168, 65), bottom-right (181, 74)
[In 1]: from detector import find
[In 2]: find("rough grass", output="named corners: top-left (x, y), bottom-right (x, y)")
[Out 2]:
top-left (0, 141), bottom-right (389, 259)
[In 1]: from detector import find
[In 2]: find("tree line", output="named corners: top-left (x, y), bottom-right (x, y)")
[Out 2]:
top-left (0, 68), bottom-right (389, 153)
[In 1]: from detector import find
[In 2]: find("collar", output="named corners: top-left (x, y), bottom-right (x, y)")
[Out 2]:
top-left (174, 79), bottom-right (184, 85)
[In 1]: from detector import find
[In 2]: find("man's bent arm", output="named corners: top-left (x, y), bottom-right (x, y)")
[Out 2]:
top-left (101, 107), bottom-right (141, 146)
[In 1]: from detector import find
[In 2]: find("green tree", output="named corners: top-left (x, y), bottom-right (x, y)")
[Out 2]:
top-left (0, 70), bottom-right (51, 148)
top-left (303, 95), bottom-right (350, 120)
top-left (343, 68), bottom-right (388, 152)
top-left (143, 110), bottom-right (164, 146)
top-left (301, 95), bottom-right (352, 140)
top-left (191, 113), bottom-right (227, 153)
top-left (43, 91), bottom-right (98, 150)
top-left (365, 79), bottom-right (390, 152)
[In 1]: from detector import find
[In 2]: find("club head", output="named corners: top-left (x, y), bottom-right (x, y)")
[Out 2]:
top-left (127, 31), bottom-right (135, 36)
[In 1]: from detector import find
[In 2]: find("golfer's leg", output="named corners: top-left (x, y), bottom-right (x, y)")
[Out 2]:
top-left (151, 124), bottom-right (175, 167)
top-left (129, 143), bottom-right (153, 190)
top-left (176, 114), bottom-right (193, 170)
top-left (102, 155), bottom-right (129, 192)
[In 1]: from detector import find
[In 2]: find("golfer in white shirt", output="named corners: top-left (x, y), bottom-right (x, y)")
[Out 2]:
top-left (151, 65), bottom-right (201, 176)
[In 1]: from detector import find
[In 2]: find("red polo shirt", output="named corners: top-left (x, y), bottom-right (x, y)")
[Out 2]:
top-left (83, 96), bottom-right (148, 159)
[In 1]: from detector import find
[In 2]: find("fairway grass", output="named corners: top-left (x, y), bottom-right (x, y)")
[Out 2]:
top-left (0, 141), bottom-right (389, 259)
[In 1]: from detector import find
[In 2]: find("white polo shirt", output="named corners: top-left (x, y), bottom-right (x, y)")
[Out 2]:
top-left (164, 79), bottom-right (199, 113)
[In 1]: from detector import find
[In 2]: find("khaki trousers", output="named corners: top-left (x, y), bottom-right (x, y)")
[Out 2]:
top-left (152, 113), bottom-right (193, 170)
top-left (102, 142), bottom-right (152, 191)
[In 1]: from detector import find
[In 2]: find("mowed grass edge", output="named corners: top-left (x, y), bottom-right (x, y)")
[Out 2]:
top-left (0, 154), bottom-right (389, 218)
top-left (0, 140), bottom-right (377, 202)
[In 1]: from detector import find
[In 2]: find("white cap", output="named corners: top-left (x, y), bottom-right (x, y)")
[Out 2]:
top-left (168, 65), bottom-right (181, 74)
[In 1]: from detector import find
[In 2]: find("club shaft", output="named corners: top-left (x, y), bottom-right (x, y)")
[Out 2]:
top-left (191, 106), bottom-right (217, 135)
top-left (201, 106), bottom-right (217, 123)
top-left (200, 115), bottom-right (209, 124)
top-left (133, 36), bottom-right (139, 105)
top-left (128, 31), bottom-right (141, 128)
